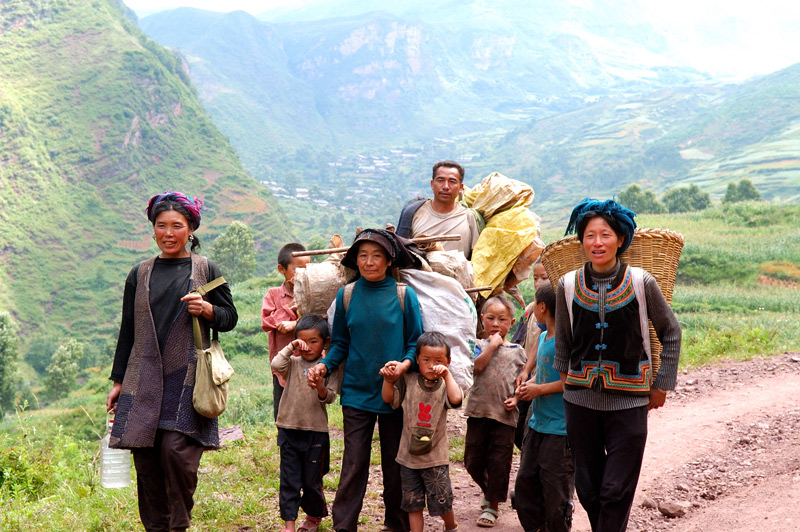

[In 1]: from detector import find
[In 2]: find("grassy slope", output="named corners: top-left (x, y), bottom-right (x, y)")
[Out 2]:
top-left (0, 0), bottom-right (293, 342)
top-left (2, 202), bottom-right (799, 529)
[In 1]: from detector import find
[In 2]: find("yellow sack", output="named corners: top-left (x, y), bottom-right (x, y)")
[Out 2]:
top-left (471, 206), bottom-right (542, 293)
top-left (462, 172), bottom-right (534, 220)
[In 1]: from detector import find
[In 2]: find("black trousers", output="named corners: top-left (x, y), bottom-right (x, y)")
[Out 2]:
top-left (464, 417), bottom-right (515, 503)
top-left (332, 406), bottom-right (408, 532)
top-left (131, 429), bottom-right (205, 532)
top-left (564, 402), bottom-right (648, 532)
top-left (515, 399), bottom-right (532, 450)
top-left (273, 373), bottom-right (285, 421)
top-left (278, 428), bottom-right (330, 521)
top-left (515, 429), bottom-right (575, 532)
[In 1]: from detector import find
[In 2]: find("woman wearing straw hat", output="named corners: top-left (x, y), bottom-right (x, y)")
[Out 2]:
top-left (553, 199), bottom-right (681, 532)
top-left (308, 228), bottom-right (424, 532)
top-left (106, 191), bottom-right (238, 532)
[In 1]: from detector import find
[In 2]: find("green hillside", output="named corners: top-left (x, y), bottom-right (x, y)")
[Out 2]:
top-left (0, 0), bottom-right (293, 343)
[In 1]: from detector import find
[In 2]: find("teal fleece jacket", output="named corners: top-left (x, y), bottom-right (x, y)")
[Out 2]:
top-left (323, 276), bottom-right (423, 413)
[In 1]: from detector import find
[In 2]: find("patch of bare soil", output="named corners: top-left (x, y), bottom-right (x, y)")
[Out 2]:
top-left (411, 352), bottom-right (800, 532)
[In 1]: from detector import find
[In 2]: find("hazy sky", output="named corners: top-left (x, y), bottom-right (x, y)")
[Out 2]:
top-left (124, 0), bottom-right (296, 15)
top-left (123, 0), bottom-right (800, 80)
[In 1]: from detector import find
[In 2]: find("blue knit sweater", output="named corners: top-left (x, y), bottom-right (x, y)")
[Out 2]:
top-left (323, 276), bottom-right (423, 413)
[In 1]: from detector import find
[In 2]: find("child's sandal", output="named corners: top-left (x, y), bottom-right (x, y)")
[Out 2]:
top-left (476, 508), bottom-right (498, 528)
top-left (297, 516), bottom-right (322, 532)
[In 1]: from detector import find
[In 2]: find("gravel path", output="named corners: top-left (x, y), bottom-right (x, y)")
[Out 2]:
top-left (427, 352), bottom-right (800, 532)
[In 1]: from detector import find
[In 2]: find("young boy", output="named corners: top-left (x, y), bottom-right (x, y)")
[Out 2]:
top-left (380, 331), bottom-right (463, 532)
top-left (514, 283), bottom-right (574, 532)
top-left (513, 258), bottom-right (551, 450)
top-left (262, 242), bottom-right (311, 420)
top-left (271, 313), bottom-right (339, 532)
top-left (465, 295), bottom-right (527, 528)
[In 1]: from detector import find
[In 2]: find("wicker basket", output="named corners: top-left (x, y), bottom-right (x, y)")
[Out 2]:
top-left (540, 228), bottom-right (684, 376)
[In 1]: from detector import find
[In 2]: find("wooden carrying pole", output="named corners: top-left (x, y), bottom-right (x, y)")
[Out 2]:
top-left (465, 286), bottom-right (493, 294)
top-left (292, 234), bottom-right (462, 257)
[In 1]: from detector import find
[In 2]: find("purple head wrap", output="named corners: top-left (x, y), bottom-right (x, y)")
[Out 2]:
top-left (146, 191), bottom-right (204, 230)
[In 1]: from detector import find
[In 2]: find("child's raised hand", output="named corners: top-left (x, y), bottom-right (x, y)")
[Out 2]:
top-left (432, 364), bottom-right (450, 379)
top-left (503, 394), bottom-right (518, 411)
top-left (277, 320), bottom-right (297, 334)
top-left (292, 338), bottom-right (309, 353)
top-left (488, 332), bottom-right (504, 349)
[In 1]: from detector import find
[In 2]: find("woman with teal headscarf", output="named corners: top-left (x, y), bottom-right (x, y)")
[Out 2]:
top-left (554, 199), bottom-right (681, 532)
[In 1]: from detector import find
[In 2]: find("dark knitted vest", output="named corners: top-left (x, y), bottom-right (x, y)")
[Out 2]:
top-left (565, 263), bottom-right (651, 396)
top-left (110, 254), bottom-right (220, 449)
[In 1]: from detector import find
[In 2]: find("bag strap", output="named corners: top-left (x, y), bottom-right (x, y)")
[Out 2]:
top-left (190, 276), bottom-right (227, 350)
top-left (193, 276), bottom-right (227, 296)
top-left (342, 282), bottom-right (406, 313)
top-left (396, 283), bottom-right (406, 313)
top-left (343, 283), bottom-right (355, 312)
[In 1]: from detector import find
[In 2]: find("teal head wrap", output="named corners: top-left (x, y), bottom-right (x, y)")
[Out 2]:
top-left (565, 198), bottom-right (637, 255)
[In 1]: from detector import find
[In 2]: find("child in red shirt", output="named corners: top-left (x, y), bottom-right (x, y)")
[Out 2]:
top-left (262, 242), bottom-right (310, 420)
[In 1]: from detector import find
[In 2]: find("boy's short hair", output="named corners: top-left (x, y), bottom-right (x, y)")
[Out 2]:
top-left (482, 294), bottom-right (515, 318)
top-left (278, 242), bottom-right (307, 268)
top-left (415, 331), bottom-right (451, 361)
top-left (534, 283), bottom-right (556, 316)
top-left (295, 313), bottom-right (330, 340)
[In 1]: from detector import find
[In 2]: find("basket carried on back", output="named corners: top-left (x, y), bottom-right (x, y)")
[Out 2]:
top-left (540, 228), bottom-right (684, 377)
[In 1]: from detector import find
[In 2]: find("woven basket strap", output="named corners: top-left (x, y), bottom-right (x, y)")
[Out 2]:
top-left (631, 267), bottom-right (651, 361)
top-left (563, 271), bottom-right (576, 328)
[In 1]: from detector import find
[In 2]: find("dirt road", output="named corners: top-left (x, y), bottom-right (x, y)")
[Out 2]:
top-left (433, 352), bottom-right (800, 532)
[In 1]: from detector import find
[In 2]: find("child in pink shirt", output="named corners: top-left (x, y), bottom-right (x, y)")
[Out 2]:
top-left (262, 242), bottom-right (310, 420)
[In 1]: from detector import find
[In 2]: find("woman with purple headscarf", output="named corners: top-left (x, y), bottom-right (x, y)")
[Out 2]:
top-left (106, 191), bottom-right (237, 532)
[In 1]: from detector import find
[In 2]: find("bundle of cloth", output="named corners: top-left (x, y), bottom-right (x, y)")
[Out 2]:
top-left (463, 172), bottom-right (545, 308)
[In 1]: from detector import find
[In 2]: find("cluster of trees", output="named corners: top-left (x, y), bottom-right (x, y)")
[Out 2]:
top-left (0, 313), bottom-right (92, 418)
top-left (723, 179), bottom-right (761, 204)
top-left (618, 179), bottom-right (761, 214)
top-left (210, 221), bottom-right (256, 285)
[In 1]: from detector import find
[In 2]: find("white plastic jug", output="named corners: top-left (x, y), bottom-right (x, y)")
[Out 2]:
top-left (100, 416), bottom-right (131, 488)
